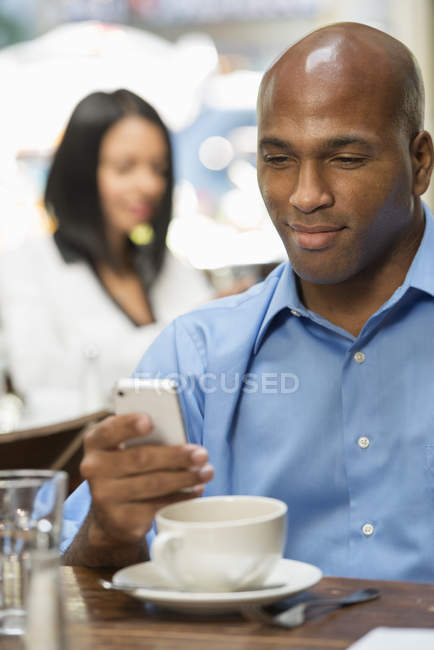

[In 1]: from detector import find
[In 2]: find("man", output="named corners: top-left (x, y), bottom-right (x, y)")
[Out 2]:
top-left (62, 22), bottom-right (434, 582)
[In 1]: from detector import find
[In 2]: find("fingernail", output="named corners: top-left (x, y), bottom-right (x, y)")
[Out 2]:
top-left (198, 463), bottom-right (214, 480)
top-left (190, 448), bottom-right (208, 464)
top-left (191, 484), bottom-right (206, 496)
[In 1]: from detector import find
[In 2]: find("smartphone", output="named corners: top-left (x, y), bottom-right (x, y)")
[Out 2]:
top-left (114, 378), bottom-right (187, 447)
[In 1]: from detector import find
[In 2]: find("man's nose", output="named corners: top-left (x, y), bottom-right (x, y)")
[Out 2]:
top-left (289, 161), bottom-right (333, 213)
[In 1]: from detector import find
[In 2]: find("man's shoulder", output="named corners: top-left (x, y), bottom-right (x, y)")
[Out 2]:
top-left (167, 263), bottom-right (287, 367)
top-left (135, 262), bottom-right (288, 379)
top-left (178, 262), bottom-right (286, 323)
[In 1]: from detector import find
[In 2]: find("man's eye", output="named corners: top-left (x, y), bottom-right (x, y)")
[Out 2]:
top-left (332, 156), bottom-right (366, 167)
top-left (264, 155), bottom-right (291, 166)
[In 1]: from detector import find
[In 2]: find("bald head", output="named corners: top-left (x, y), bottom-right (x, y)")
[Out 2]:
top-left (259, 22), bottom-right (424, 139)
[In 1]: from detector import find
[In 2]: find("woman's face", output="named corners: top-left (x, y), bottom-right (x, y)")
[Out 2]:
top-left (97, 115), bottom-right (169, 238)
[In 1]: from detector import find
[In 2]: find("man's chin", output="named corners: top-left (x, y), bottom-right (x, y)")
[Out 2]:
top-left (291, 262), bottom-right (353, 286)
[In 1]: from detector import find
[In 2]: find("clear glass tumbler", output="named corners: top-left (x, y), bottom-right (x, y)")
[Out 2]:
top-left (0, 469), bottom-right (67, 636)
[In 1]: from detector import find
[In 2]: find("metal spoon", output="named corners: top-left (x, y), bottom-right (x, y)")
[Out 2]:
top-left (241, 587), bottom-right (380, 628)
top-left (99, 578), bottom-right (286, 594)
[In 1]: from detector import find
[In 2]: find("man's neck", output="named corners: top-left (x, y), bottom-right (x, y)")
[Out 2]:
top-left (298, 215), bottom-right (425, 338)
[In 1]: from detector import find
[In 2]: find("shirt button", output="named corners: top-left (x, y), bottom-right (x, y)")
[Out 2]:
top-left (362, 523), bottom-right (375, 536)
top-left (358, 436), bottom-right (370, 449)
top-left (290, 309), bottom-right (301, 317)
top-left (353, 351), bottom-right (366, 363)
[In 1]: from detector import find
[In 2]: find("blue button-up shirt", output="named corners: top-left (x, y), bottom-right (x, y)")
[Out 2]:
top-left (63, 204), bottom-right (434, 582)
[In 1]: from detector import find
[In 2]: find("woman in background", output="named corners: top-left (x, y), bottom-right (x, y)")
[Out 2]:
top-left (0, 89), bottom-right (213, 425)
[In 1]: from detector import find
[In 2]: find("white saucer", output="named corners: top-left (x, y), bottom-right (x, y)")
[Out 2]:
top-left (112, 558), bottom-right (323, 612)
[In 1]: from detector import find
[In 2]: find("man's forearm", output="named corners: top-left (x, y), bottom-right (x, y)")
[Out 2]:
top-left (62, 512), bottom-right (150, 568)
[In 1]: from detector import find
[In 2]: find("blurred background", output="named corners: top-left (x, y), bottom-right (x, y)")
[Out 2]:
top-left (0, 0), bottom-right (432, 274)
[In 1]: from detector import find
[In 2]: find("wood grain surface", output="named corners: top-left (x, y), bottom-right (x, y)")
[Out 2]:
top-left (2, 567), bottom-right (434, 650)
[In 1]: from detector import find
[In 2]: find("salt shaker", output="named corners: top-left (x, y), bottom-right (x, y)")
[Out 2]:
top-left (24, 549), bottom-right (68, 650)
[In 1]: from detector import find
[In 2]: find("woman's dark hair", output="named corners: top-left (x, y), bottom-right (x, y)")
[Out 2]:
top-left (44, 89), bottom-right (174, 286)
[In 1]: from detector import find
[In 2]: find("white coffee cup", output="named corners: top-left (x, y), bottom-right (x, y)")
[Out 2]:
top-left (151, 495), bottom-right (287, 592)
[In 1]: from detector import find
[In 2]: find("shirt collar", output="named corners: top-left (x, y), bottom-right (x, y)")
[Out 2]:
top-left (254, 262), bottom-right (304, 354)
top-left (403, 202), bottom-right (434, 297)
top-left (254, 201), bottom-right (434, 355)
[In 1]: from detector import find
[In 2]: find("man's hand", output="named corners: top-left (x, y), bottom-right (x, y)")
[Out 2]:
top-left (63, 413), bottom-right (214, 567)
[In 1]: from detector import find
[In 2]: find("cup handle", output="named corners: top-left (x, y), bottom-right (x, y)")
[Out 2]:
top-left (151, 531), bottom-right (185, 587)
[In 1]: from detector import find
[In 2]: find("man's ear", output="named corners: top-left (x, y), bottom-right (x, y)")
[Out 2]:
top-left (411, 130), bottom-right (434, 196)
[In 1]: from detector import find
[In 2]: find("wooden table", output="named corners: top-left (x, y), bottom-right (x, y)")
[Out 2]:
top-left (3, 567), bottom-right (434, 649)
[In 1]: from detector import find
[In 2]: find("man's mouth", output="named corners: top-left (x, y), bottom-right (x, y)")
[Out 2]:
top-left (289, 223), bottom-right (345, 250)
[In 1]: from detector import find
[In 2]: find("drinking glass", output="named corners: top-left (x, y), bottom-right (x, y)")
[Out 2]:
top-left (0, 469), bottom-right (67, 636)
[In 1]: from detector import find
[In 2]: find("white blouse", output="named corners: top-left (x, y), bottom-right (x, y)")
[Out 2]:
top-left (0, 235), bottom-right (213, 426)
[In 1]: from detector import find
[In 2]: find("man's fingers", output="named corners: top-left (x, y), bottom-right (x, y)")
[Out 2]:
top-left (143, 485), bottom-right (207, 511)
top-left (81, 443), bottom-right (209, 480)
top-left (84, 414), bottom-right (154, 450)
top-left (90, 486), bottom-right (206, 544)
top-left (92, 467), bottom-right (212, 503)
top-left (80, 413), bottom-right (214, 548)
